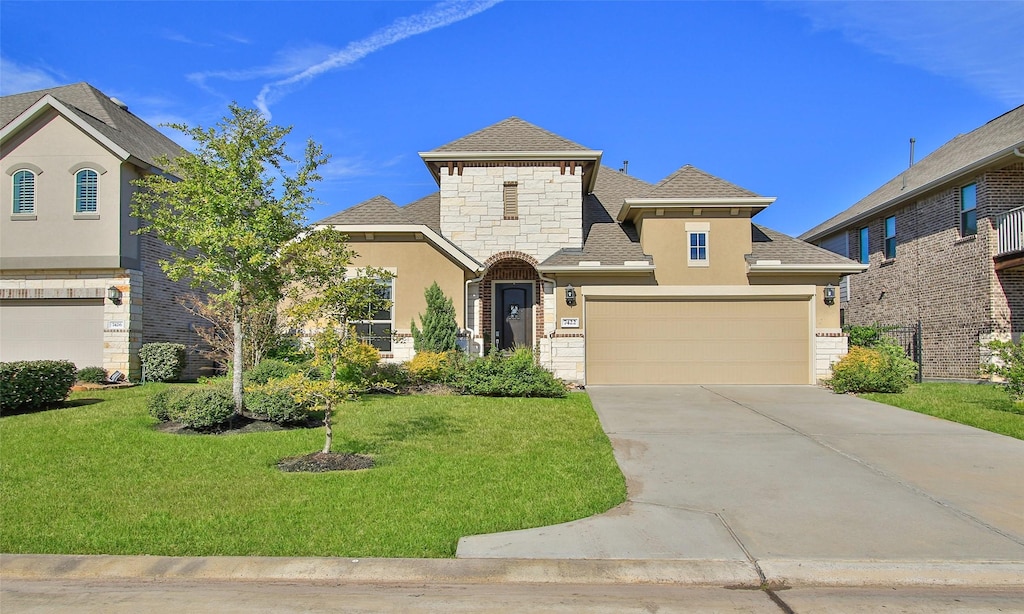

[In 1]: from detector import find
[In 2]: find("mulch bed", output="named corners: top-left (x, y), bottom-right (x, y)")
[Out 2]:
top-left (154, 415), bottom-right (318, 435)
top-left (277, 452), bottom-right (375, 473)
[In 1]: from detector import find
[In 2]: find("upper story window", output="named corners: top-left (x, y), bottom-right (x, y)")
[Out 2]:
top-left (503, 181), bottom-right (519, 220)
top-left (688, 231), bottom-right (708, 265)
top-left (884, 216), bottom-right (897, 259)
top-left (960, 183), bottom-right (977, 237)
top-left (859, 227), bottom-right (869, 264)
top-left (12, 169), bottom-right (36, 214)
top-left (75, 169), bottom-right (98, 213)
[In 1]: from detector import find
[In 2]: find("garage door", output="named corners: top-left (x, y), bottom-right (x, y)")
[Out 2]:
top-left (0, 299), bottom-right (105, 368)
top-left (586, 297), bottom-right (811, 385)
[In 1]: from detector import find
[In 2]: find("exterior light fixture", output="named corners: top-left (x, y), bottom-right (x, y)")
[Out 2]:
top-left (823, 283), bottom-right (836, 306)
top-left (107, 285), bottom-right (123, 304)
top-left (565, 284), bottom-right (577, 306)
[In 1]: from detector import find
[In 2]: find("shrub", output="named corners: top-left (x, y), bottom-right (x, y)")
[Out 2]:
top-left (148, 388), bottom-right (177, 422)
top-left (172, 387), bottom-right (235, 429)
top-left (452, 347), bottom-right (566, 398)
top-left (338, 336), bottom-right (380, 384)
top-left (140, 343), bottom-right (186, 382)
top-left (844, 323), bottom-right (897, 349)
top-left (411, 282), bottom-right (459, 353)
top-left (827, 343), bottom-right (918, 394)
top-left (407, 351), bottom-right (450, 383)
top-left (245, 358), bottom-right (302, 385)
top-left (982, 339), bottom-right (1024, 402)
top-left (0, 360), bottom-right (77, 412)
top-left (76, 366), bottom-right (108, 384)
top-left (368, 361), bottom-right (411, 391)
top-left (245, 385), bottom-right (310, 424)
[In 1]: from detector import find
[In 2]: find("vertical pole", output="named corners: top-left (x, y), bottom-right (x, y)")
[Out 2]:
top-left (915, 320), bottom-right (923, 383)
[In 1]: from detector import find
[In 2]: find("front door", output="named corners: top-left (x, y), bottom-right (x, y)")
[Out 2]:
top-left (494, 283), bottom-right (533, 350)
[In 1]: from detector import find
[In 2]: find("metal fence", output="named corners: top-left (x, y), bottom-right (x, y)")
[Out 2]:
top-left (865, 321), bottom-right (923, 383)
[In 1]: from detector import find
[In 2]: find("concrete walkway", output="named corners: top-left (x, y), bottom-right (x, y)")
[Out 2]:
top-left (457, 386), bottom-right (1024, 583)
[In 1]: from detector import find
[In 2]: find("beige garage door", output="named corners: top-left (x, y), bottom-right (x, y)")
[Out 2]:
top-left (0, 299), bottom-right (105, 368)
top-left (586, 298), bottom-right (811, 385)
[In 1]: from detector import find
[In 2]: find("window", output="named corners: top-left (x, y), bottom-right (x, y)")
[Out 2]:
top-left (503, 181), bottom-right (518, 220)
top-left (859, 227), bottom-right (869, 264)
top-left (961, 183), bottom-right (977, 237)
top-left (12, 169), bottom-right (35, 214)
top-left (688, 231), bottom-right (708, 263)
top-left (884, 216), bottom-right (896, 259)
top-left (75, 169), bottom-right (98, 213)
top-left (353, 278), bottom-right (393, 352)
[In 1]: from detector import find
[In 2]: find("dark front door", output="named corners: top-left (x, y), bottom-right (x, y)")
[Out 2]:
top-left (494, 283), bottom-right (533, 350)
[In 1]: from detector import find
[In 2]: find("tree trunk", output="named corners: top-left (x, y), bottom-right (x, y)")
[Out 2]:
top-left (232, 280), bottom-right (245, 415)
top-left (322, 400), bottom-right (333, 454)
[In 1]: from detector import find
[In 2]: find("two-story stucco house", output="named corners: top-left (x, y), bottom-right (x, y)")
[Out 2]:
top-left (801, 105), bottom-right (1024, 380)
top-left (1, 83), bottom-right (208, 380)
top-left (319, 118), bottom-right (865, 385)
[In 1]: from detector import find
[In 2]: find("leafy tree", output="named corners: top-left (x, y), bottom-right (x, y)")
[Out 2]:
top-left (176, 292), bottom-right (281, 373)
top-left (982, 339), bottom-right (1024, 402)
top-left (279, 227), bottom-right (393, 453)
top-left (411, 282), bottom-right (459, 353)
top-left (131, 104), bottom-right (328, 413)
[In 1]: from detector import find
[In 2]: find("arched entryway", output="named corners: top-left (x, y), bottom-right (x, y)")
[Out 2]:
top-left (479, 252), bottom-right (545, 352)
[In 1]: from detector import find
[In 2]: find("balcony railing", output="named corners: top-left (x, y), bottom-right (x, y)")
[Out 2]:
top-left (995, 205), bottom-right (1024, 257)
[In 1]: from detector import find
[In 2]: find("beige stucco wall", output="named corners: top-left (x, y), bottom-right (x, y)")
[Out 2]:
top-left (748, 274), bottom-right (846, 329)
top-left (439, 165), bottom-right (584, 263)
top-left (345, 237), bottom-right (469, 333)
top-left (550, 274), bottom-right (657, 331)
top-left (1, 110), bottom-right (128, 270)
top-left (638, 212), bottom-right (752, 285)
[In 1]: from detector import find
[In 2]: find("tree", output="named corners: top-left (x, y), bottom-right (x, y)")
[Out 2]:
top-left (411, 282), bottom-right (459, 353)
top-left (131, 104), bottom-right (328, 413)
top-left (176, 292), bottom-right (281, 373)
top-left (280, 227), bottom-right (393, 453)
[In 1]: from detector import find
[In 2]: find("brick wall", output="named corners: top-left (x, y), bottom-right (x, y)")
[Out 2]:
top-left (478, 256), bottom-right (545, 353)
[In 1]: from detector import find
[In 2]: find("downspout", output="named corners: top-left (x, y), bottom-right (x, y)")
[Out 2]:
top-left (538, 272), bottom-right (558, 371)
top-left (465, 273), bottom-right (484, 357)
top-left (1014, 147), bottom-right (1024, 158)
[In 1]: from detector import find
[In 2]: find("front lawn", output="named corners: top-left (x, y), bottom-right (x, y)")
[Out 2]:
top-left (0, 385), bottom-right (625, 557)
top-left (861, 383), bottom-right (1024, 440)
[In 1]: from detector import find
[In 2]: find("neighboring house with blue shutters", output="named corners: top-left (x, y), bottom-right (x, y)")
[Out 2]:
top-left (0, 83), bottom-right (208, 380)
top-left (801, 105), bottom-right (1024, 380)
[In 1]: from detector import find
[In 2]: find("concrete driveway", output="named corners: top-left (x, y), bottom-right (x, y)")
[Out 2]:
top-left (458, 386), bottom-right (1024, 571)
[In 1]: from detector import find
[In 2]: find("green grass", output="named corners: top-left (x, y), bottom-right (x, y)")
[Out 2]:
top-left (0, 386), bottom-right (625, 557)
top-left (861, 383), bottom-right (1024, 440)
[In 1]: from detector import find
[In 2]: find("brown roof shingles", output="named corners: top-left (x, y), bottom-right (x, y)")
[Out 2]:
top-left (643, 164), bottom-right (759, 199)
top-left (430, 117), bottom-right (593, 153)
top-left (749, 225), bottom-right (858, 266)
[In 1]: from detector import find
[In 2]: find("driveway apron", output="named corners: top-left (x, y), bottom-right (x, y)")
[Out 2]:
top-left (457, 386), bottom-right (1024, 564)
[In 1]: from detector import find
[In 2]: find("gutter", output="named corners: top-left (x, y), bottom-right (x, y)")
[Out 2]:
top-left (536, 264), bottom-right (656, 274)
top-left (746, 262), bottom-right (867, 274)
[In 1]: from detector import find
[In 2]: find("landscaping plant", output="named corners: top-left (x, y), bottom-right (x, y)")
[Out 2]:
top-left (76, 366), bottom-right (108, 384)
top-left (0, 360), bottom-right (77, 412)
top-left (981, 339), bottom-right (1024, 402)
top-left (411, 282), bottom-right (459, 353)
top-left (139, 343), bottom-right (187, 382)
top-left (451, 347), bottom-right (566, 398)
top-left (826, 342), bottom-right (918, 394)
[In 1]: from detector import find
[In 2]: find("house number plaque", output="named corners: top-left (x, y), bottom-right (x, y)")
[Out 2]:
top-left (560, 318), bottom-right (580, 328)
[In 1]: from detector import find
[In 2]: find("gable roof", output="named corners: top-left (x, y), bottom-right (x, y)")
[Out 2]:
top-left (1, 82), bottom-right (185, 170)
top-left (643, 164), bottom-right (759, 199)
top-left (749, 225), bottom-right (865, 273)
top-left (801, 104), bottom-right (1024, 241)
top-left (429, 117), bottom-right (593, 153)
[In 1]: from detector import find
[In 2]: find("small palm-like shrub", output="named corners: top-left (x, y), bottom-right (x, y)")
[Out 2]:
top-left (827, 343), bottom-right (918, 394)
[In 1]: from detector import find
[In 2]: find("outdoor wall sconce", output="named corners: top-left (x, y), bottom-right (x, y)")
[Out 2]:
top-left (107, 285), bottom-right (123, 304)
top-left (823, 283), bottom-right (836, 306)
top-left (565, 284), bottom-right (577, 306)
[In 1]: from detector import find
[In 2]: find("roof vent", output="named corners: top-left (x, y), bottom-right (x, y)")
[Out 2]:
top-left (109, 97), bottom-right (129, 111)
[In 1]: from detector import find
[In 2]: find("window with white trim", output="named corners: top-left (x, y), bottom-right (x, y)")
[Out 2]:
top-left (960, 183), bottom-right (977, 237)
top-left (352, 277), bottom-right (393, 352)
top-left (12, 169), bottom-right (35, 214)
top-left (687, 231), bottom-right (708, 266)
top-left (884, 216), bottom-right (896, 259)
top-left (75, 169), bottom-right (98, 213)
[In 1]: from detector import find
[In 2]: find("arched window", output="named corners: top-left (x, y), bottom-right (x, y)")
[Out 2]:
top-left (76, 169), bottom-right (98, 213)
top-left (12, 169), bottom-right (35, 214)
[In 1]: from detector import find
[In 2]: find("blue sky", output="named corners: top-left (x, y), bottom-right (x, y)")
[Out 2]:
top-left (2, 1), bottom-right (1022, 237)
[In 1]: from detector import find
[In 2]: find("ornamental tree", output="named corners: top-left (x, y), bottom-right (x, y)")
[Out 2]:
top-left (131, 104), bottom-right (328, 414)
top-left (411, 282), bottom-right (459, 353)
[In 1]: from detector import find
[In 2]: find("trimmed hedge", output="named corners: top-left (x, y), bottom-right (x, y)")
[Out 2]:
top-left (0, 360), bottom-right (77, 412)
top-left (450, 348), bottom-right (567, 398)
top-left (76, 366), bottom-right (107, 384)
top-left (245, 387), bottom-right (309, 424)
top-left (140, 343), bottom-right (186, 382)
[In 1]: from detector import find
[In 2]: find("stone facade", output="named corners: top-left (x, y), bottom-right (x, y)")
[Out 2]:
top-left (814, 331), bottom-right (848, 382)
top-left (539, 334), bottom-right (586, 383)
top-left (836, 161), bottom-right (1024, 379)
top-left (439, 165), bottom-right (583, 263)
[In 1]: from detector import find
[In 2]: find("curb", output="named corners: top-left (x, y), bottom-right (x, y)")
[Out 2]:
top-left (4, 554), bottom-right (1024, 588)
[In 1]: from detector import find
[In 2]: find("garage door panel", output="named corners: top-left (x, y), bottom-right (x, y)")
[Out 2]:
top-left (0, 299), bottom-right (104, 368)
top-left (586, 298), bottom-right (811, 385)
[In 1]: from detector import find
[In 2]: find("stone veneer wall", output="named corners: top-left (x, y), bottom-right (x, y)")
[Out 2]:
top-left (539, 334), bottom-right (585, 383)
top-left (815, 330), bottom-right (848, 382)
top-left (439, 165), bottom-right (583, 263)
top-left (478, 257), bottom-right (546, 354)
top-left (840, 162), bottom-right (1024, 379)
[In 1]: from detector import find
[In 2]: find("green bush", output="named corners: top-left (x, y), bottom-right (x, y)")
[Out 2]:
top-left (844, 323), bottom-right (898, 349)
top-left (0, 360), bottom-right (77, 412)
top-left (368, 361), bottom-right (411, 390)
top-left (407, 351), bottom-right (450, 383)
top-left (245, 387), bottom-right (309, 424)
top-left (147, 388), bottom-right (177, 422)
top-left (76, 366), bottom-right (107, 384)
top-left (245, 358), bottom-right (302, 385)
top-left (140, 343), bottom-right (186, 382)
top-left (172, 387), bottom-right (235, 430)
top-left (827, 343), bottom-right (918, 394)
top-left (337, 336), bottom-right (381, 384)
top-left (452, 347), bottom-right (566, 398)
top-left (411, 282), bottom-right (459, 352)
top-left (982, 339), bottom-right (1024, 402)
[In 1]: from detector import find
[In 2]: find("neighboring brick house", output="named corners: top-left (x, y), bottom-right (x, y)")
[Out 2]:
top-left (801, 105), bottom-right (1024, 380)
top-left (319, 118), bottom-right (864, 385)
top-left (0, 83), bottom-right (209, 380)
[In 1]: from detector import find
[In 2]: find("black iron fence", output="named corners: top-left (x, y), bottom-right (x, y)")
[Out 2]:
top-left (848, 321), bottom-right (923, 383)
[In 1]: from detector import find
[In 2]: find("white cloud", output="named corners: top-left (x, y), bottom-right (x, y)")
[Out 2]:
top-left (0, 57), bottom-right (62, 95)
top-left (320, 154), bottom-right (404, 181)
top-left (254, 0), bottom-right (502, 118)
top-left (786, 1), bottom-right (1024, 105)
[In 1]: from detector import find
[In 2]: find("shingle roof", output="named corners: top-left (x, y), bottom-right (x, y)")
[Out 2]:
top-left (402, 192), bottom-right (441, 233)
top-left (318, 195), bottom-right (406, 225)
top-left (748, 225), bottom-right (859, 266)
top-left (643, 164), bottom-right (760, 199)
top-left (800, 104), bottom-right (1024, 241)
top-left (1, 82), bottom-right (185, 169)
top-left (429, 117), bottom-right (593, 153)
